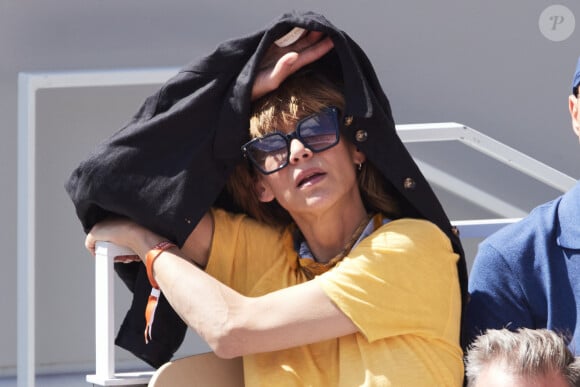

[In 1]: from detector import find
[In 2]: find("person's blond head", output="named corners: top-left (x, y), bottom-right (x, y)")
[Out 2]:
top-left (465, 328), bottom-right (580, 387)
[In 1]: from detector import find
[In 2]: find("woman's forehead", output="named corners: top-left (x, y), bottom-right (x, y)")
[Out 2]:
top-left (251, 108), bottom-right (312, 136)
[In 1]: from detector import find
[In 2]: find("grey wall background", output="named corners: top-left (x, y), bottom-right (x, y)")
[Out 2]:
top-left (1, 0), bottom-right (579, 377)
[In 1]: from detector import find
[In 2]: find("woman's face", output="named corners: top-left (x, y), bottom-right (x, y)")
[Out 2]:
top-left (254, 124), bottom-right (365, 218)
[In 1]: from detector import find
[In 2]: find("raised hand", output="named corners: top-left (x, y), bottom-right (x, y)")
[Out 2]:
top-left (251, 30), bottom-right (335, 101)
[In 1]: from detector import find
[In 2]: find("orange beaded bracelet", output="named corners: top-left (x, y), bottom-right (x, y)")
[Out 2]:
top-left (145, 241), bottom-right (176, 289)
top-left (144, 241), bottom-right (176, 343)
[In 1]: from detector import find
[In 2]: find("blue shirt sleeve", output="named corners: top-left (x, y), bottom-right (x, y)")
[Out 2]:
top-left (464, 242), bottom-right (534, 348)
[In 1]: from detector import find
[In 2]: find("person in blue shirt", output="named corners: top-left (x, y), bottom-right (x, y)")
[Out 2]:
top-left (464, 56), bottom-right (580, 353)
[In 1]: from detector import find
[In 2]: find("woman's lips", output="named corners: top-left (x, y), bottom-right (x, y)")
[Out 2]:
top-left (297, 171), bottom-right (325, 188)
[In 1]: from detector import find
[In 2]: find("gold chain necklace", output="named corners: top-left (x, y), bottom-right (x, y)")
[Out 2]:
top-left (297, 213), bottom-right (378, 280)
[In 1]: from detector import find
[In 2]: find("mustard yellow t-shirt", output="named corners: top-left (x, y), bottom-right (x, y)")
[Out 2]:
top-left (205, 208), bottom-right (463, 387)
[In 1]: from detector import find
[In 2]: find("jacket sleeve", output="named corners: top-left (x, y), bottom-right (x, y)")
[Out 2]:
top-left (64, 52), bottom-right (256, 246)
top-left (463, 242), bottom-right (532, 348)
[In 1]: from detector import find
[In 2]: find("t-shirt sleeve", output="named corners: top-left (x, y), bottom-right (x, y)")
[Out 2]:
top-left (464, 242), bottom-right (532, 346)
top-left (316, 218), bottom-right (461, 343)
top-left (204, 208), bottom-right (291, 294)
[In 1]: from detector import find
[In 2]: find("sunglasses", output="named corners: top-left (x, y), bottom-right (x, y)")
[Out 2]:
top-left (241, 106), bottom-right (341, 175)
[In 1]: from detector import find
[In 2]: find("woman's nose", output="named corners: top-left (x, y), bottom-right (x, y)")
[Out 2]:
top-left (289, 138), bottom-right (313, 164)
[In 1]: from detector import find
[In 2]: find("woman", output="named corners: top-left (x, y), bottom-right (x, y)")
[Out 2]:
top-left (84, 29), bottom-right (464, 386)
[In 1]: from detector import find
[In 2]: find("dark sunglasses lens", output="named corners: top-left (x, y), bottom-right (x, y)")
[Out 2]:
top-left (298, 108), bottom-right (339, 151)
top-left (246, 134), bottom-right (288, 173)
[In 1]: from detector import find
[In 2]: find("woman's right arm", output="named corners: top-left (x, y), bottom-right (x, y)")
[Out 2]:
top-left (181, 31), bottom-right (334, 267)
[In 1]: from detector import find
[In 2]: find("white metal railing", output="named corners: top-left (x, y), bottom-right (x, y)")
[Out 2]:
top-left (451, 218), bottom-right (521, 238)
top-left (396, 122), bottom-right (574, 194)
top-left (86, 242), bottom-right (154, 386)
top-left (17, 69), bottom-right (177, 387)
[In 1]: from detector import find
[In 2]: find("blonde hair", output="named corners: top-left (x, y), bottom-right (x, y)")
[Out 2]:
top-left (227, 70), bottom-right (400, 227)
top-left (465, 328), bottom-right (580, 387)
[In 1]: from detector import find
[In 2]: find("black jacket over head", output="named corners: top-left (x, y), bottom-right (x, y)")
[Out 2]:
top-left (66, 10), bottom-right (468, 367)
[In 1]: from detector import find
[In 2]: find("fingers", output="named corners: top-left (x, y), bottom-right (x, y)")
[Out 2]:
top-left (252, 33), bottom-right (335, 100)
top-left (83, 219), bottom-right (162, 260)
top-left (86, 232), bottom-right (140, 263)
top-left (84, 220), bottom-right (116, 256)
top-left (252, 52), bottom-right (298, 100)
top-left (85, 232), bottom-right (97, 256)
top-left (288, 36), bottom-right (334, 73)
top-left (259, 31), bottom-right (331, 71)
top-left (293, 30), bottom-right (327, 52)
top-left (114, 255), bottom-right (141, 263)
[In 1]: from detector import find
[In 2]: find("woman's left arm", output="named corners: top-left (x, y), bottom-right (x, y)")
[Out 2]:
top-left (154, 254), bottom-right (358, 358)
top-left (85, 218), bottom-right (358, 359)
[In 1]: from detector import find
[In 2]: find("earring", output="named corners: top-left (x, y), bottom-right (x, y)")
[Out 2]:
top-left (357, 163), bottom-right (363, 171)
